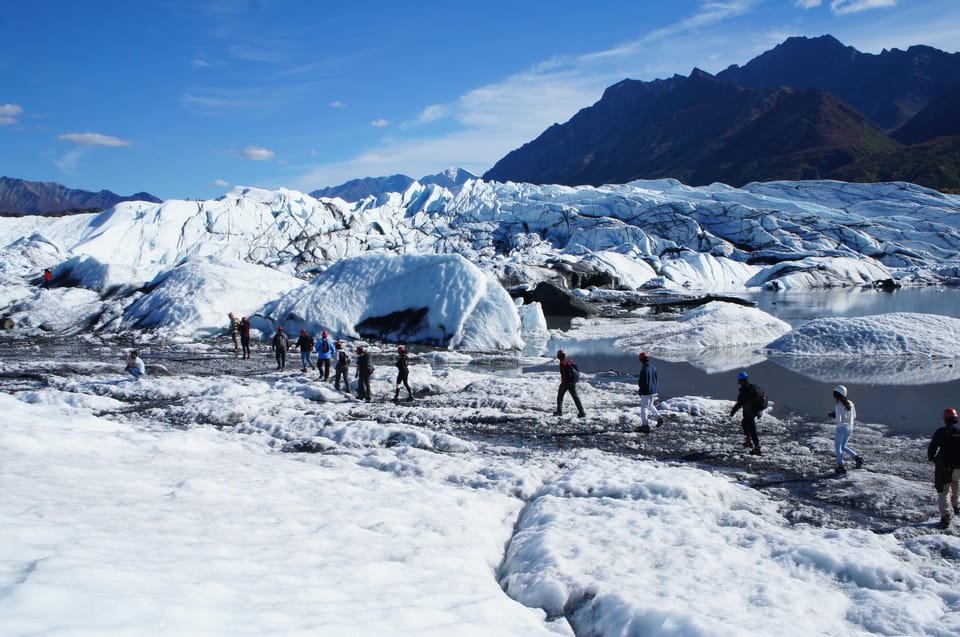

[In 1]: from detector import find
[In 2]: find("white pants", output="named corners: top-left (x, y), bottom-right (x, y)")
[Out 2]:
top-left (640, 394), bottom-right (660, 426)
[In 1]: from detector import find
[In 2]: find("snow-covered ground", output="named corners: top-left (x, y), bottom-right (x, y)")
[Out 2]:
top-left (2, 338), bottom-right (959, 636)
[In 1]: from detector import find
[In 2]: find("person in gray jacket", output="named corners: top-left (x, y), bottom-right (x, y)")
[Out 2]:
top-left (272, 326), bottom-right (289, 371)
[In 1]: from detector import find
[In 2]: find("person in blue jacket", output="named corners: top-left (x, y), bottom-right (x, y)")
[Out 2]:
top-left (315, 330), bottom-right (337, 381)
top-left (637, 352), bottom-right (663, 434)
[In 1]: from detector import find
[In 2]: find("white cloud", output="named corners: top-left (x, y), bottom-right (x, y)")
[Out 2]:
top-left (57, 132), bottom-right (132, 147)
top-left (330, 101), bottom-right (347, 109)
top-left (830, 0), bottom-right (896, 14)
top-left (240, 146), bottom-right (275, 161)
top-left (213, 179), bottom-right (230, 187)
top-left (0, 103), bottom-right (24, 125)
top-left (370, 119), bottom-right (390, 128)
top-left (794, 0), bottom-right (822, 7)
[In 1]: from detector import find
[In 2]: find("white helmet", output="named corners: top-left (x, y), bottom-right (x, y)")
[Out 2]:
top-left (833, 385), bottom-right (847, 397)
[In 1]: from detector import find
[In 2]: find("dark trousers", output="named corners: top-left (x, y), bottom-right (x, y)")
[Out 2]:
top-left (241, 335), bottom-right (251, 359)
top-left (741, 414), bottom-right (760, 448)
top-left (556, 383), bottom-right (585, 416)
top-left (318, 358), bottom-right (331, 380)
top-left (395, 371), bottom-right (412, 397)
top-left (275, 348), bottom-right (286, 369)
top-left (357, 374), bottom-right (372, 401)
top-left (335, 366), bottom-right (349, 391)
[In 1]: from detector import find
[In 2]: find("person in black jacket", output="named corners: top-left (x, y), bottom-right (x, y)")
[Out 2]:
top-left (730, 371), bottom-right (763, 456)
top-left (928, 407), bottom-right (960, 529)
top-left (333, 340), bottom-right (350, 393)
top-left (355, 346), bottom-right (373, 401)
top-left (393, 345), bottom-right (414, 402)
top-left (271, 326), bottom-right (288, 371)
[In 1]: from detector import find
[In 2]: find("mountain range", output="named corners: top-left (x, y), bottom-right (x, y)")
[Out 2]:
top-left (0, 177), bottom-right (161, 215)
top-left (308, 167), bottom-right (477, 201)
top-left (483, 35), bottom-right (960, 192)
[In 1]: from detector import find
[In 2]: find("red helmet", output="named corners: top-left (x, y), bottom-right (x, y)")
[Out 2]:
top-left (397, 345), bottom-right (406, 353)
top-left (322, 331), bottom-right (328, 337)
top-left (945, 408), bottom-right (959, 423)
top-left (639, 351), bottom-right (648, 361)
top-left (556, 350), bottom-right (566, 359)
top-left (278, 326), bottom-right (284, 331)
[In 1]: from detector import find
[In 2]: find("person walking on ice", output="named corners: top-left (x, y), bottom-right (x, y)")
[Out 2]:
top-left (333, 340), bottom-right (350, 393)
top-left (554, 350), bottom-right (585, 418)
top-left (124, 350), bottom-right (146, 379)
top-left (637, 351), bottom-right (663, 434)
top-left (228, 312), bottom-right (240, 353)
top-left (315, 330), bottom-right (336, 381)
top-left (730, 371), bottom-right (765, 456)
top-left (830, 384), bottom-right (864, 474)
top-left (272, 326), bottom-right (289, 371)
top-left (928, 407), bottom-right (960, 529)
top-left (393, 345), bottom-right (414, 402)
top-left (355, 346), bottom-right (373, 402)
top-left (294, 329), bottom-right (315, 373)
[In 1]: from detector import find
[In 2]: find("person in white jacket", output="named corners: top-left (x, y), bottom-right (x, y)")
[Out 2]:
top-left (829, 384), bottom-right (864, 474)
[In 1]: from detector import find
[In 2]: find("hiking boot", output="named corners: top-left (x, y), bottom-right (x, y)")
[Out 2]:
top-left (656, 417), bottom-right (664, 428)
top-left (750, 446), bottom-right (762, 456)
top-left (637, 424), bottom-right (652, 434)
top-left (577, 412), bottom-right (586, 418)
top-left (407, 395), bottom-right (414, 402)
top-left (854, 456), bottom-right (864, 469)
top-left (742, 438), bottom-right (754, 448)
top-left (954, 506), bottom-right (960, 517)
top-left (835, 464), bottom-right (847, 474)
top-left (940, 515), bottom-right (952, 530)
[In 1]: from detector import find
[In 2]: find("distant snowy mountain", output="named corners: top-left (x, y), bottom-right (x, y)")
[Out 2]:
top-left (0, 176), bottom-right (161, 215)
top-left (1, 178), bottom-right (959, 343)
top-left (310, 167), bottom-right (478, 202)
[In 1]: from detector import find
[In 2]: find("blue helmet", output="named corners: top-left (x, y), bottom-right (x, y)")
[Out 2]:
top-left (737, 371), bottom-right (749, 381)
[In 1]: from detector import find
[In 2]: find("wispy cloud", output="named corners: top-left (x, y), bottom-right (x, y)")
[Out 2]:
top-left (54, 148), bottom-right (83, 174)
top-left (213, 178), bottom-right (230, 187)
top-left (0, 103), bottom-right (25, 125)
top-left (57, 132), bottom-right (132, 147)
top-left (240, 146), bottom-right (275, 161)
top-left (830, 0), bottom-right (896, 14)
top-left (330, 101), bottom-right (347, 109)
top-left (370, 119), bottom-right (389, 128)
top-left (794, 0), bottom-right (822, 8)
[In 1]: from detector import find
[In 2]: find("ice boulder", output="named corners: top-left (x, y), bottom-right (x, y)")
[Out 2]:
top-left (748, 256), bottom-right (893, 290)
top-left (120, 256), bottom-right (302, 341)
top-left (616, 301), bottom-right (792, 352)
top-left (763, 312), bottom-right (960, 358)
top-left (265, 253), bottom-right (524, 350)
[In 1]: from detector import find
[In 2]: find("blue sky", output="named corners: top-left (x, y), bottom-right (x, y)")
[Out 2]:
top-left (2, 0), bottom-right (958, 200)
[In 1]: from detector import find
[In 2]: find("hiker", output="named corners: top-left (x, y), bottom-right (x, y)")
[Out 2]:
top-left (928, 407), bottom-right (960, 530)
top-left (355, 345), bottom-right (373, 401)
top-left (554, 350), bottom-right (585, 418)
top-left (333, 340), bottom-right (350, 392)
top-left (393, 345), bottom-right (414, 402)
top-left (239, 316), bottom-right (251, 359)
top-left (124, 350), bottom-right (146, 379)
top-left (637, 351), bottom-right (663, 433)
top-left (42, 268), bottom-right (53, 288)
top-left (829, 384), bottom-right (864, 474)
top-left (315, 330), bottom-right (336, 381)
top-left (294, 329), bottom-right (315, 373)
top-left (228, 312), bottom-right (241, 352)
top-left (730, 371), bottom-right (765, 456)
top-left (272, 326), bottom-right (289, 371)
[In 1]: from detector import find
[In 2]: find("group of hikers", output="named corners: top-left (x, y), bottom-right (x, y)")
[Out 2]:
top-left (219, 313), bottom-right (958, 529)
top-left (555, 348), bottom-right (960, 530)
top-left (232, 313), bottom-right (415, 403)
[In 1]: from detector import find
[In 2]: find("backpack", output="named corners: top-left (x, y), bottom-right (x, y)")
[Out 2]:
top-left (321, 339), bottom-right (330, 353)
top-left (566, 360), bottom-right (582, 383)
top-left (748, 384), bottom-right (768, 413)
top-left (941, 427), bottom-right (960, 468)
top-left (306, 336), bottom-right (315, 350)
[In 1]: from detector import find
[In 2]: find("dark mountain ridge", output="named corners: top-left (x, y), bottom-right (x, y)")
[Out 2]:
top-left (483, 35), bottom-right (960, 191)
top-left (0, 177), bottom-right (161, 215)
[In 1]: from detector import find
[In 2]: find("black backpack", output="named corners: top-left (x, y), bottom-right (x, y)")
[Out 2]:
top-left (566, 360), bottom-right (582, 383)
top-left (748, 384), bottom-right (768, 413)
top-left (321, 339), bottom-right (330, 353)
top-left (941, 426), bottom-right (960, 468)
